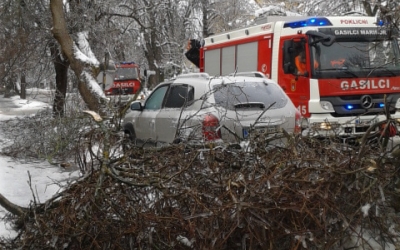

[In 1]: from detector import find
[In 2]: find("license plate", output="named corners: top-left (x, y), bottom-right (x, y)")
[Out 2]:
top-left (243, 126), bottom-right (277, 139)
top-left (355, 118), bottom-right (377, 127)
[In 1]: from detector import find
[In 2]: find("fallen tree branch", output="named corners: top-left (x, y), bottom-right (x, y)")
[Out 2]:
top-left (0, 193), bottom-right (27, 217)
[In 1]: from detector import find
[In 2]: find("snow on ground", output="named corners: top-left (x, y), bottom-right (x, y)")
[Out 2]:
top-left (0, 90), bottom-right (80, 238)
top-left (0, 95), bottom-right (49, 120)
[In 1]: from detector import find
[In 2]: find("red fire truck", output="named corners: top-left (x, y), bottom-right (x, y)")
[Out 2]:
top-left (185, 16), bottom-right (400, 138)
top-left (104, 61), bottom-right (141, 103)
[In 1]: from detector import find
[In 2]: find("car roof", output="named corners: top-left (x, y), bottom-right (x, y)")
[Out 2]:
top-left (150, 72), bottom-right (280, 101)
top-left (171, 72), bottom-right (276, 87)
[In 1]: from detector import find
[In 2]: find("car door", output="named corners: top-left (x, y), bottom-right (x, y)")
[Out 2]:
top-left (155, 84), bottom-right (194, 143)
top-left (134, 85), bottom-right (169, 144)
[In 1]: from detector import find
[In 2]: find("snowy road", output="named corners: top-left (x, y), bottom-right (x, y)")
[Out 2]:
top-left (0, 89), bottom-right (52, 117)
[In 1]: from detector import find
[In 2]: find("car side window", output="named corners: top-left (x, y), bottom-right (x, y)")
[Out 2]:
top-left (144, 85), bottom-right (168, 110)
top-left (164, 85), bottom-right (194, 108)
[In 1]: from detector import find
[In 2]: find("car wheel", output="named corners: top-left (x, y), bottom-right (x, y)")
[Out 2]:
top-left (123, 124), bottom-right (137, 153)
top-left (172, 138), bottom-right (182, 144)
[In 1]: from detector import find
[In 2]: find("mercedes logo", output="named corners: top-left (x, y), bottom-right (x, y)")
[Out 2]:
top-left (360, 95), bottom-right (373, 109)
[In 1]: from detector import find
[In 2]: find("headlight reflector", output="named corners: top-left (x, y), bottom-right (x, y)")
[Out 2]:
top-left (320, 101), bottom-right (334, 112)
top-left (312, 121), bottom-right (339, 131)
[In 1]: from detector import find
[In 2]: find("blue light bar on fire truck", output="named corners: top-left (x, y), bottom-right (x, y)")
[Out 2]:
top-left (345, 103), bottom-right (385, 110)
top-left (284, 17), bottom-right (333, 28)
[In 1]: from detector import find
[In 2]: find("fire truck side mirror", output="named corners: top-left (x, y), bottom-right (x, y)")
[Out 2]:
top-left (283, 40), bottom-right (296, 74)
top-left (306, 30), bottom-right (335, 47)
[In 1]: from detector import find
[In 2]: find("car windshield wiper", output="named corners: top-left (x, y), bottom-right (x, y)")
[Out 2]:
top-left (363, 66), bottom-right (397, 76)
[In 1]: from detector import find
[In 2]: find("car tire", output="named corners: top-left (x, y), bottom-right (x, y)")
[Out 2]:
top-left (123, 123), bottom-right (137, 152)
top-left (172, 138), bottom-right (182, 144)
top-left (124, 125), bottom-right (136, 141)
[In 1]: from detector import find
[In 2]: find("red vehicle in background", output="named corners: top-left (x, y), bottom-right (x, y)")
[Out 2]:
top-left (104, 61), bottom-right (142, 104)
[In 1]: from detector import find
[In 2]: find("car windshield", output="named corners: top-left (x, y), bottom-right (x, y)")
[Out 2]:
top-left (212, 81), bottom-right (288, 110)
top-left (311, 37), bottom-right (400, 78)
top-left (115, 67), bottom-right (139, 80)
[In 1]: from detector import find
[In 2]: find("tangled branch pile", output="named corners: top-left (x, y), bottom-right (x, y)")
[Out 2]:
top-left (2, 131), bottom-right (400, 249)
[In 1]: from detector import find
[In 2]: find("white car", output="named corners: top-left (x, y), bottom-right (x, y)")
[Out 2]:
top-left (122, 72), bottom-right (300, 146)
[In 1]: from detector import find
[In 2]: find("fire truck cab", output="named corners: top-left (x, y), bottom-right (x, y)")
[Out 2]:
top-left (104, 61), bottom-right (141, 105)
top-left (187, 16), bottom-right (400, 138)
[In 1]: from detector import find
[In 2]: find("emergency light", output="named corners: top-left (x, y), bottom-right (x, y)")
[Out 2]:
top-left (284, 17), bottom-right (332, 29)
top-left (345, 103), bottom-right (384, 110)
top-left (377, 20), bottom-right (384, 26)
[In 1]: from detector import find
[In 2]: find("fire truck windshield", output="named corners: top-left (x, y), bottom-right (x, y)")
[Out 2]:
top-left (115, 67), bottom-right (139, 80)
top-left (311, 38), bottom-right (400, 79)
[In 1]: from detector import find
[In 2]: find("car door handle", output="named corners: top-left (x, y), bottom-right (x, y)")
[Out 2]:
top-left (171, 120), bottom-right (179, 128)
top-left (149, 120), bottom-right (155, 129)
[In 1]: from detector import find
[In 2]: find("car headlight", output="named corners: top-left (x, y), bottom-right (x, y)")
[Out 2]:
top-left (320, 101), bottom-right (334, 112)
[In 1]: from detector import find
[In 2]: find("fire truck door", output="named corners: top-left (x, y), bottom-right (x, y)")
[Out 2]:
top-left (257, 38), bottom-right (272, 77)
top-left (281, 39), bottom-right (310, 117)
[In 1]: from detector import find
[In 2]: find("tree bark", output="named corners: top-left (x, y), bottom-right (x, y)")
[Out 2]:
top-left (50, 0), bottom-right (104, 114)
top-left (362, 1), bottom-right (376, 16)
top-left (142, 27), bottom-right (162, 89)
top-left (0, 193), bottom-right (27, 217)
top-left (20, 72), bottom-right (26, 99)
top-left (49, 41), bottom-right (69, 117)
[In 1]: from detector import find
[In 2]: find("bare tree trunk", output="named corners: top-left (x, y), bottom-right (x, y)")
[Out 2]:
top-left (49, 41), bottom-right (69, 117)
top-left (202, 0), bottom-right (210, 37)
top-left (20, 72), bottom-right (26, 99)
top-left (362, 1), bottom-right (378, 16)
top-left (50, 0), bottom-right (104, 114)
top-left (143, 27), bottom-right (162, 89)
